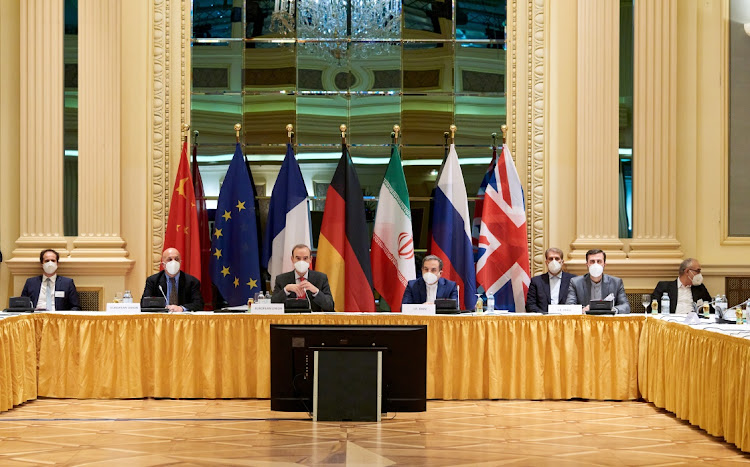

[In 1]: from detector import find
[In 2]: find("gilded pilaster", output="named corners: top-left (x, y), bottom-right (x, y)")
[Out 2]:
top-left (569, 0), bottom-right (625, 260)
top-left (70, 0), bottom-right (133, 272)
top-left (628, 0), bottom-right (683, 260)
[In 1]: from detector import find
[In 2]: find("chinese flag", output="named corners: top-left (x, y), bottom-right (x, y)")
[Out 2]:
top-left (164, 140), bottom-right (202, 280)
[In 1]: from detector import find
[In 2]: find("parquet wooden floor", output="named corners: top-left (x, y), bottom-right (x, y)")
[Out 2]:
top-left (0, 398), bottom-right (748, 466)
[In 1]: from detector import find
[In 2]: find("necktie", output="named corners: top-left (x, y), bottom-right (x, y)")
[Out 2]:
top-left (169, 277), bottom-right (177, 305)
top-left (298, 277), bottom-right (306, 298)
top-left (46, 278), bottom-right (52, 311)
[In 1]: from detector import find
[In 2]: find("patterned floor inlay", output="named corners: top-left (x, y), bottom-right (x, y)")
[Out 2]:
top-left (0, 399), bottom-right (747, 466)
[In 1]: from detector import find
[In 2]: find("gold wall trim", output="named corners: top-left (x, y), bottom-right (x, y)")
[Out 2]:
top-left (152, 0), bottom-right (169, 271)
top-left (529, 0), bottom-right (547, 275)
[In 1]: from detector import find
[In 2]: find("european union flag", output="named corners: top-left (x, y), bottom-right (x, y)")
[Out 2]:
top-left (210, 143), bottom-right (261, 306)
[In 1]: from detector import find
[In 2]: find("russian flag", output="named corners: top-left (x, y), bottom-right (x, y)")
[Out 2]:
top-left (261, 144), bottom-right (311, 287)
top-left (430, 144), bottom-right (477, 310)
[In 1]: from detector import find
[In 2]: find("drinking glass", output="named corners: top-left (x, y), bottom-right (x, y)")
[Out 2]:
top-left (641, 294), bottom-right (651, 314)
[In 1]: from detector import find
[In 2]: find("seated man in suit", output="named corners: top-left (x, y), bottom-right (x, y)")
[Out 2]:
top-left (565, 249), bottom-right (630, 314)
top-left (271, 244), bottom-right (334, 312)
top-left (141, 247), bottom-right (203, 312)
top-left (21, 249), bottom-right (81, 311)
top-left (402, 255), bottom-right (458, 305)
top-left (651, 258), bottom-right (712, 314)
top-left (526, 247), bottom-right (576, 313)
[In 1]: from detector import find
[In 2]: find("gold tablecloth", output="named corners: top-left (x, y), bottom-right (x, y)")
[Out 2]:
top-left (639, 318), bottom-right (750, 453)
top-left (0, 315), bottom-right (39, 412)
top-left (11, 313), bottom-right (641, 402)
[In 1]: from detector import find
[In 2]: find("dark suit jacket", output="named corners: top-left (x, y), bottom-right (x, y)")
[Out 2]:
top-left (402, 277), bottom-right (458, 304)
top-left (565, 273), bottom-right (630, 314)
top-left (21, 275), bottom-right (81, 311)
top-left (271, 270), bottom-right (334, 312)
top-left (526, 271), bottom-right (576, 314)
top-left (141, 271), bottom-right (203, 311)
top-left (651, 279), bottom-right (713, 314)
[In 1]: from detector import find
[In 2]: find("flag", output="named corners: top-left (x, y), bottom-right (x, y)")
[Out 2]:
top-left (476, 143), bottom-right (530, 312)
top-left (371, 145), bottom-right (416, 311)
top-left (262, 143), bottom-right (311, 287)
top-left (210, 143), bottom-right (262, 306)
top-left (472, 148), bottom-right (497, 261)
top-left (316, 144), bottom-right (375, 312)
top-left (192, 138), bottom-right (213, 309)
top-left (164, 140), bottom-right (202, 279)
top-left (430, 144), bottom-right (477, 310)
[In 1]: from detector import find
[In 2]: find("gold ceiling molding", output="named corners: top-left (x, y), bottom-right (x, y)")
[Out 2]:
top-left (151, 0), bottom-right (169, 272)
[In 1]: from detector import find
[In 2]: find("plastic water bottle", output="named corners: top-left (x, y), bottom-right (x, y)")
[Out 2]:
top-left (661, 292), bottom-right (670, 315)
top-left (486, 294), bottom-right (494, 313)
top-left (122, 290), bottom-right (133, 304)
top-left (715, 294), bottom-right (724, 319)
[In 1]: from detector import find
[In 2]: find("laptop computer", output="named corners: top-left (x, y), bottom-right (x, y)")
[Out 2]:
top-left (3, 296), bottom-right (34, 313)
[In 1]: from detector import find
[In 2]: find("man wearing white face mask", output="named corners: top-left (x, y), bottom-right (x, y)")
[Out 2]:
top-left (526, 247), bottom-right (576, 314)
top-left (142, 248), bottom-right (203, 312)
top-left (21, 249), bottom-right (81, 311)
top-left (565, 249), bottom-right (630, 314)
top-left (271, 244), bottom-right (334, 312)
top-left (402, 255), bottom-right (458, 305)
top-left (651, 258), bottom-right (712, 314)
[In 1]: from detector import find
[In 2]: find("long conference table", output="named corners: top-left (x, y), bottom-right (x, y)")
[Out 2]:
top-left (0, 312), bottom-right (748, 452)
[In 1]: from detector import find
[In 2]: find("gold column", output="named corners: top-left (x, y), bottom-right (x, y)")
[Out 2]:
top-left (6, 0), bottom-right (68, 280)
top-left (569, 0), bottom-right (625, 260)
top-left (70, 0), bottom-right (131, 269)
top-left (628, 0), bottom-right (683, 260)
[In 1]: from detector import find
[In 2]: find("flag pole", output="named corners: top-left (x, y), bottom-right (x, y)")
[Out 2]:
top-left (234, 123), bottom-right (241, 143)
top-left (182, 123), bottom-right (189, 143)
top-left (501, 124), bottom-right (508, 144)
top-left (449, 124), bottom-right (457, 145)
top-left (392, 124), bottom-right (400, 145)
top-left (491, 132), bottom-right (497, 150)
top-left (340, 124), bottom-right (347, 146)
top-left (286, 123), bottom-right (294, 144)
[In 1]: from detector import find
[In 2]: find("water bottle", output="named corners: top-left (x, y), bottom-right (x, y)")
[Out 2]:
top-left (660, 292), bottom-right (670, 315)
top-left (486, 294), bottom-right (494, 313)
top-left (715, 294), bottom-right (724, 319)
top-left (264, 292), bottom-right (271, 304)
top-left (122, 290), bottom-right (133, 304)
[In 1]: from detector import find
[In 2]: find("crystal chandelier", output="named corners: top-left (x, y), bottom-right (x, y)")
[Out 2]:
top-left (271, 0), bottom-right (401, 61)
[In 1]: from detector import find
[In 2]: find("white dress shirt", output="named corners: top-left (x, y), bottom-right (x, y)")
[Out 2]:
top-left (675, 278), bottom-right (693, 314)
top-left (549, 272), bottom-right (562, 305)
top-left (425, 281), bottom-right (438, 303)
top-left (36, 274), bottom-right (57, 311)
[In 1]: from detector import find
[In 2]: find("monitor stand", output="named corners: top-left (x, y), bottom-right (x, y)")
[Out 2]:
top-left (313, 348), bottom-right (382, 422)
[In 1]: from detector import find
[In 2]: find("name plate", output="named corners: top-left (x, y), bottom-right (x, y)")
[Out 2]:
top-left (250, 303), bottom-right (285, 314)
top-left (106, 303), bottom-right (141, 312)
top-left (401, 304), bottom-right (436, 315)
top-left (548, 304), bottom-right (582, 315)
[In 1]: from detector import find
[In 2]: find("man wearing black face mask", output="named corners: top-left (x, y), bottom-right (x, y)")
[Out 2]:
top-left (21, 249), bottom-right (81, 311)
top-left (651, 258), bottom-right (712, 314)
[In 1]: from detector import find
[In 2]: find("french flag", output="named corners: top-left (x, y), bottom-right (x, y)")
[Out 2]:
top-left (430, 144), bottom-right (477, 310)
top-left (261, 144), bottom-right (311, 287)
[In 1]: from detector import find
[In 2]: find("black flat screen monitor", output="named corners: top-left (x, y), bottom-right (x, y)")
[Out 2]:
top-left (270, 324), bottom-right (427, 414)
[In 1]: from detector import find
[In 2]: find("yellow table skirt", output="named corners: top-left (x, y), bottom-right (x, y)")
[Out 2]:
top-left (0, 315), bottom-right (39, 412)
top-left (639, 318), bottom-right (750, 453)
top-left (32, 313), bottom-right (643, 401)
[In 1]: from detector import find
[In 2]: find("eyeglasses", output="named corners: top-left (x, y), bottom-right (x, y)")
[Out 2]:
top-left (688, 268), bottom-right (702, 274)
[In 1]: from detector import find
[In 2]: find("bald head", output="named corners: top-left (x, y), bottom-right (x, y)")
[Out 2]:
top-left (162, 248), bottom-right (181, 263)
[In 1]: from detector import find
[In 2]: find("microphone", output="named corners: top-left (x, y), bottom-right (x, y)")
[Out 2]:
top-left (456, 284), bottom-right (460, 310)
top-left (158, 285), bottom-right (169, 307)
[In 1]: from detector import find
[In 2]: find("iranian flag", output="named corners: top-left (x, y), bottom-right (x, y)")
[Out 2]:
top-left (370, 145), bottom-right (416, 311)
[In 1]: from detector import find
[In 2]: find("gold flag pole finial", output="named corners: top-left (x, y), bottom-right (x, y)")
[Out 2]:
top-left (500, 124), bottom-right (508, 144)
top-left (392, 124), bottom-right (400, 145)
top-left (182, 123), bottom-right (190, 143)
top-left (234, 123), bottom-right (242, 143)
top-left (449, 124), bottom-right (457, 144)
top-left (286, 124), bottom-right (294, 144)
top-left (340, 124), bottom-right (347, 145)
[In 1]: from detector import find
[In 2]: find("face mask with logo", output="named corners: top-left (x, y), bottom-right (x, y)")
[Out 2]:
top-left (423, 272), bottom-right (438, 285)
top-left (548, 260), bottom-right (562, 275)
top-left (43, 261), bottom-right (58, 275)
top-left (294, 261), bottom-right (310, 275)
top-left (588, 263), bottom-right (604, 278)
top-left (165, 260), bottom-right (181, 276)
top-left (691, 273), bottom-right (704, 286)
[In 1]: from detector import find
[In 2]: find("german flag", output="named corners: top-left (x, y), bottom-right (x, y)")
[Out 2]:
top-left (316, 140), bottom-right (375, 312)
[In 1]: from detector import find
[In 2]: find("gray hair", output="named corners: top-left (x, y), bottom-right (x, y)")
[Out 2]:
top-left (422, 255), bottom-right (444, 271)
top-left (545, 247), bottom-right (563, 260)
top-left (679, 258), bottom-right (696, 276)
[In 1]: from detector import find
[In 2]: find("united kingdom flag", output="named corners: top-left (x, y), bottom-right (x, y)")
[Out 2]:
top-left (476, 143), bottom-right (530, 312)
